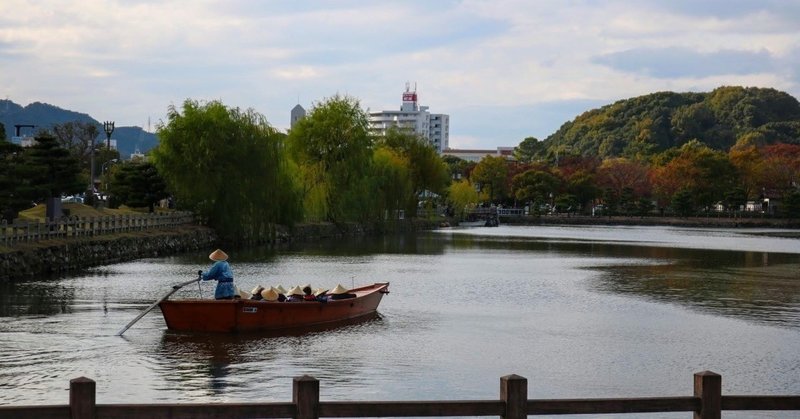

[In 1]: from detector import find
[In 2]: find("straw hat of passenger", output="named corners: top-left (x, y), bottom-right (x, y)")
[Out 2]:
top-left (313, 288), bottom-right (329, 297)
top-left (330, 284), bottom-right (350, 295)
top-left (237, 287), bottom-right (251, 299)
top-left (209, 249), bottom-right (228, 262)
top-left (287, 285), bottom-right (304, 296)
top-left (261, 287), bottom-right (279, 301)
top-left (275, 285), bottom-right (288, 295)
top-left (251, 285), bottom-right (265, 295)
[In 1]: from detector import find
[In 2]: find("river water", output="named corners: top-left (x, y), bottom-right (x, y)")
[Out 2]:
top-left (1, 225), bottom-right (799, 418)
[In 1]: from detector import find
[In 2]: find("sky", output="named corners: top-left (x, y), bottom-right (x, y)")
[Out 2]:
top-left (1, 0), bottom-right (799, 150)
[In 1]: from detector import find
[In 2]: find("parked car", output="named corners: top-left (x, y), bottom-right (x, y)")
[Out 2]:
top-left (61, 195), bottom-right (83, 204)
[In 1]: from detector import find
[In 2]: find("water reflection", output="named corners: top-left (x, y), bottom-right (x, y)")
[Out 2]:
top-left (153, 315), bottom-right (386, 397)
top-left (591, 249), bottom-right (800, 328)
top-left (0, 280), bottom-right (76, 317)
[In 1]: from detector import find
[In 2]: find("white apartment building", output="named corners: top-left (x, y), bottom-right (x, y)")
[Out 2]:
top-left (369, 85), bottom-right (449, 153)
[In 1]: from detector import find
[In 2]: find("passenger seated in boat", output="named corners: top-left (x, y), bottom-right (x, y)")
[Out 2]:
top-left (250, 285), bottom-right (265, 300)
top-left (327, 284), bottom-right (356, 301)
top-left (275, 285), bottom-right (288, 301)
top-left (302, 285), bottom-right (317, 301)
top-left (314, 288), bottom-right (329, 302)
top-left (200, 249), bottom-right (236, 300)
top-left (260, 287), bottom-right (280, 302)
top-left (286, 286), bottom-right (305, 302)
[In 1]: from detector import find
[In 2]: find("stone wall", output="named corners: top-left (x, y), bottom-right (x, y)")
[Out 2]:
top-left (0, 226), bottom-right (218, 281)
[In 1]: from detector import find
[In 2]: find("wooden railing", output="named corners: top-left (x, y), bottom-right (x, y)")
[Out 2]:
top-left (0, 211), bottom-right (195, 247)
top-left (0, 372), bottom-right (798, 418)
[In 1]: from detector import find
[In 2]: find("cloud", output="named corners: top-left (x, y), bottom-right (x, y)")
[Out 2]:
top-left (593, 47), bottom-right (775, 78)
top-left (0, 0), bottom-right (798, 148)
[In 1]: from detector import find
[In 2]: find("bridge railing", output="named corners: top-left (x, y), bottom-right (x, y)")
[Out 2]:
top-left (0, 372), bottom-right (798, 419)
top-left (0, 211), bottom-right (195, 247)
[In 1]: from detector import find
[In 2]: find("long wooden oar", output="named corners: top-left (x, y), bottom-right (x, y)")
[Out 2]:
top-left (116, 275), bottom-right (201, 336)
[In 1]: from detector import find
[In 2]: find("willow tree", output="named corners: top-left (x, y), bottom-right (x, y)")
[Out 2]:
top-left (152, 99), bottom-right (301, 242)
top-left (377, 128), bottom-right (450, 216)
top-left (287, 95), bottom-right (373, 222)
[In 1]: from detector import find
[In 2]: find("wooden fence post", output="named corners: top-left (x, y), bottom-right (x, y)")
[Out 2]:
top-left (694, 371), bottom-right (721, 419)
top-left (500, 374), bottom-right (527, 419)
top-left (293, 375), bottom-right (319, 419)
top-left (70, 376), bottom-right (96, 419)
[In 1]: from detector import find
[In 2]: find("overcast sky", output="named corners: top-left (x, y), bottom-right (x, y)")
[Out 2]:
top-left (2, 0), bottom-right (798, 149)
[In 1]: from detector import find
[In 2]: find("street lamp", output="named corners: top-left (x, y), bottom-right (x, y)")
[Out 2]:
top-left (103, 121), bottom-right (115, 150)
top-left (88, 138), bottom-right (96, 192)
top-left (102, 159), bottom-right (118, 191)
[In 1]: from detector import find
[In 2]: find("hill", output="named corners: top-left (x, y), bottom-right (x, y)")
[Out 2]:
top-left (542, 86), bottom-right (800, 159)
top-left (0, 99), bottom-right (158, 159)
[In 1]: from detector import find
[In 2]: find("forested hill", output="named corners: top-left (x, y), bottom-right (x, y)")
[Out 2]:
top-left (0, 99), bottom-right (158, 158)
top-left (543, 86), bottom-right (800, 159)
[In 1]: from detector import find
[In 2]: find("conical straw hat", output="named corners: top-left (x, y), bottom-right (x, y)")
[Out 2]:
top-left (261, 287), bottom-right (279, 301)
top-left (330, 284), bottom-right (350, 295)
top-left (251, 285), bottom-right (264, 295)
top-left (275, 285), bottom-right (288, 294)
top-left (287, 285), bottom-right (304, 296)
top-left (209, 249), bottom-right (228, 261)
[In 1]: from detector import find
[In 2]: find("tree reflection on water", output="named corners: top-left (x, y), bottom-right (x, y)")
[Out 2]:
top-left (590, 248), bottom-right (800, 328)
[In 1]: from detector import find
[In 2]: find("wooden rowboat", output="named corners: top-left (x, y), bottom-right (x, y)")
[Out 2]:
top-left (159, 282), bottom-right (389, 333)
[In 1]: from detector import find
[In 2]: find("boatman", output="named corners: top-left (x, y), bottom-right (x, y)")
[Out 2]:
top-left (200, 249), bottom-right (236, 300)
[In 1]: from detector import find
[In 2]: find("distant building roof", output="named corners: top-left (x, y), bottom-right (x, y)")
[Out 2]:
top-left (442, 147), bottom-right (516, 162)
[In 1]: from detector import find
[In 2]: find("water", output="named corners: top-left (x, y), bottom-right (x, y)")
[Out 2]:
top-left (1, 225), bottom-right (799, 418)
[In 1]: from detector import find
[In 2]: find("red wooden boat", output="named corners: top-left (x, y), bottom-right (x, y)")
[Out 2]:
top-left (158, 282), bottom-right (389, 333)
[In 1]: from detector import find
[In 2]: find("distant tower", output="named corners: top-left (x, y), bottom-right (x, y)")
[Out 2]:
top-left (290, 104), bottom-right (306, 129)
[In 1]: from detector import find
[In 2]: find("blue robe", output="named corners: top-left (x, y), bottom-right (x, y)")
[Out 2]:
top-left (202, 260), bottom-right (235, 299)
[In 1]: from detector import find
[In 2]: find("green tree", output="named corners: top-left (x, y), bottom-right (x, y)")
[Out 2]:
top-left (378, 128), bottom-right (449, 215)
top-left (152, 99), bottom-right (301, 242)
top-left (0, 140), bottom-right (27, 221)
top-left (371, 147), bottom-right (413, 221)
top-left (783, 191), bottom-right (800, 218)
top-left (471, 155), bottom-right (509, 203)
top-left (447, 179), bottom-right (480, 220)
top-left (107, 161), bottom-right (169, 212)
top-left (671, 189), bottom-right (694, 217)
top-left (21, 134), bottom-right (85, 201)
top-left (287, 95), bottom-right (373, 222)
top-left (514, 136), bottom-right (543, 163)
top-left (511, 169), bottom-right (559, 212)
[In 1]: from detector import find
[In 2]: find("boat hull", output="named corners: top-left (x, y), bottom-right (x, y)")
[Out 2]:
top-left (159, 282), bottom-right (389, 333)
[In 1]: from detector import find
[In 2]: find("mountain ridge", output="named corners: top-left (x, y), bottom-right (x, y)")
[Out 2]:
top-left (541, 86), bottom-right (800, 159)
top-left (0, 99), bottom-right (158, 159)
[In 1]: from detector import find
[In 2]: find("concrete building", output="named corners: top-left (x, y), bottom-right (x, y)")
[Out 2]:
top-left (369, 85), bottom-right (449, 153)
top-left (442, 147), bottom-right (516, 163)
top-left (290, 104), bottom-right (306, 129)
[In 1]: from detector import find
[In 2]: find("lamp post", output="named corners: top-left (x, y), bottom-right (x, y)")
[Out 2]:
top-left (102, 159), bottom-right (118, 191)
top-left (88, 138), bottom-right (96, 192)
top-left (103, 121), bottom-right (115, 150)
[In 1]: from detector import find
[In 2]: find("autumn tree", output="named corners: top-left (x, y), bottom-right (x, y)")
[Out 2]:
top-left (651, 140), bottom-right (736, 213)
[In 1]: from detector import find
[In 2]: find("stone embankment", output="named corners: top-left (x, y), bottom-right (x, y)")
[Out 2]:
top-left (501, 214), bottom-right (800, 229)
top-left (0, 219), bottom-right (442, 281)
